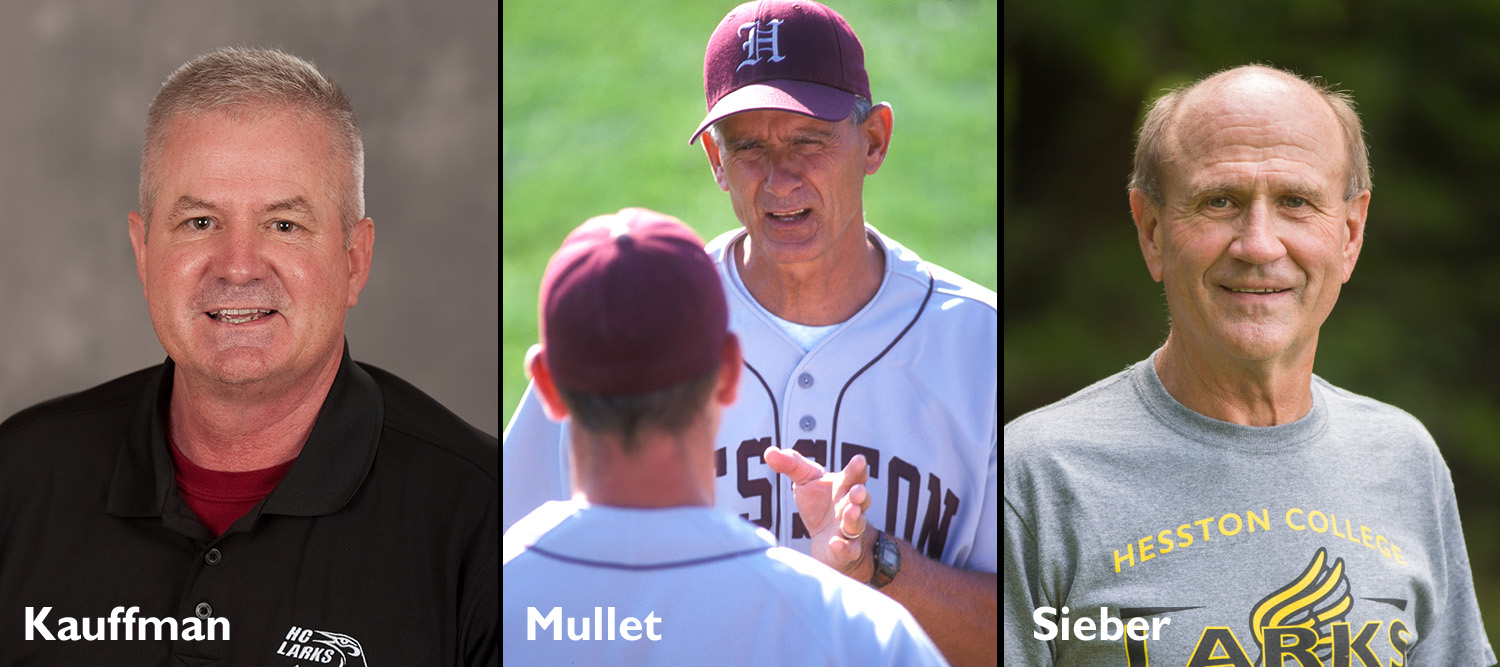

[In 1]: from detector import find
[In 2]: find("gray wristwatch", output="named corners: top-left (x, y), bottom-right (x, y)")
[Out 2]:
top-left (868, 529), bottom-right (900, 589)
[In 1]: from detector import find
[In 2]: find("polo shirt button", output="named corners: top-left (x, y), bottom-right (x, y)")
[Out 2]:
top-left (798, 372), bottom-right (814, 389)
top-left (799, 415), bottom-right (815, 432)
top-left (194, 602), bottom-right (212, 619)
top-left (204, 549), bottom-right (222, 566)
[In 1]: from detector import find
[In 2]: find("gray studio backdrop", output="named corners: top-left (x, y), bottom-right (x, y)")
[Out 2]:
top-left (0, 1), bottom-right (500, 435)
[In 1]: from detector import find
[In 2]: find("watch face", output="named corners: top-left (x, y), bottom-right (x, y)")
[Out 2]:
top-left (880, 547), bottom-right (898, 569)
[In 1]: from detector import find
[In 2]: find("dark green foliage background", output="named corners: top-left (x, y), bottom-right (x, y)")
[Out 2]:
top-left (1005, 0), bottom-right (1500, 642)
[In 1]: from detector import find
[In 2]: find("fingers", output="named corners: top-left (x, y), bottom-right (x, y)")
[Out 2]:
top-left (834, 454), bottom-right (868, 499)
top-left (838, 492), bottom-right (867, 540)
top-left (763, 446), bottom-right (826, 485)
top-left (828, 500), bottom-right (868, 571)
top-left (847, 483), bottom-right (870, 512)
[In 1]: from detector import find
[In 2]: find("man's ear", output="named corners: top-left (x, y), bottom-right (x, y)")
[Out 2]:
top-left (714, 334), bottom-right (742, 407)
top-left (127, 211), bottom-right (149, 292)
top-left (1341, 190), bottom-right (1371, 283)
top-left (345, 217), bottom-right (375, 308)
top-left (1129, 189), bottom-right (1165, 283)
top-left (526, 344), bottom-right (570, 422)
top-left (862, 102), bottom-right (894, 176)
top-left (700, 132), bottom-right (730, 192)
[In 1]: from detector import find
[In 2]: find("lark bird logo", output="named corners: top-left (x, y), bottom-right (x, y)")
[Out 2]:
top-left (313, 630), bottom-right (367, 667)
top-left (1249, 547), bottom-right (1352, 666)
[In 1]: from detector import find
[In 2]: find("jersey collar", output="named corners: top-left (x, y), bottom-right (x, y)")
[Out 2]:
top-left (106, 340), bottom-right (384, 522)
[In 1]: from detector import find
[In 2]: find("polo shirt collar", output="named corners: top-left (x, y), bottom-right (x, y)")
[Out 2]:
top-left (107, 341), bottom-right (383, 519)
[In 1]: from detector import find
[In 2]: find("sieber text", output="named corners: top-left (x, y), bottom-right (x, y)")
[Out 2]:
top-left (528, 606), bottom-right (662, 641)
top-left (26, 606), bottom-right (230, 641)
top-left (1033, 606), bottom-right (1168, 641)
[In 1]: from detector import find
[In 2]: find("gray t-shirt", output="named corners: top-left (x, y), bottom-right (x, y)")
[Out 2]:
top-left (1004, 350), bottom-right (1495, 666)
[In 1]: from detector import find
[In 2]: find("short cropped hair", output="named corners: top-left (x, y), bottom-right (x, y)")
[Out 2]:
top-left (555, 365), bottom-right (720, 454)
top-left (139, 47), bottom-right (364, 246)
top-left (1129, 65), bottom-right (1371, 208)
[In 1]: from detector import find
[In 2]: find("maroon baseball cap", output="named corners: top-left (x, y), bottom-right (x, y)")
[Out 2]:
top-left (689, 0), bottom-right (870, 144)
top-left (539, 208), bottom-right (728, 396)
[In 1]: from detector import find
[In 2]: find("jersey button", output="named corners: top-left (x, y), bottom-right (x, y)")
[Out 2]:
top-left (204, 548), bottom-right (222, 566)
top-left (799, 415), bottom-right (816, 432)
top-left (194, 602), bottom-right (213, 619)
top-left (797, 373), bottom-right (813, 388)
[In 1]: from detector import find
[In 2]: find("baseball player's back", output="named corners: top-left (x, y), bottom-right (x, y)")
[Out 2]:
top-left (505, 225), bottom-right (999, 568)
top-left (503, 500), bottom-right (950, 666)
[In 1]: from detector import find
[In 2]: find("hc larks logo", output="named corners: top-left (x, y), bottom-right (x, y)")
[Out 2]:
top-left (1248, 547), bottom-right (1352, 665)
top-left (737, 19), bottom-right (785, 71)
top-left (275, 625), bottom-right (368, 666)
top-left (1123, 548), bottom-right (1414, 666)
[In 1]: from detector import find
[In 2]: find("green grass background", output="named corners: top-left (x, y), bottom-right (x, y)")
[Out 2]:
top-left (502, 0), bottom-right (998, 427)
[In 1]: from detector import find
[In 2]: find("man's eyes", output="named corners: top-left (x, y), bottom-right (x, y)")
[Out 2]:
top-left (1201, 196), bottom-right (1313, 209)
top-left (733, 138), bottom-right (822, 152)
top-left (180, 217), bottom-right (302, 232)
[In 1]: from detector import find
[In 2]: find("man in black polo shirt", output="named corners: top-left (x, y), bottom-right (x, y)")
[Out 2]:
top-left (0, 47), bottom-right (497, 666)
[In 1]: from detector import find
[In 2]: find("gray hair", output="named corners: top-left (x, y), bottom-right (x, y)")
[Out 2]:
top-left (139, 47), bottom-right (364, 247)
top-left (1129, 65), bottom-right (1371, 208)
top-left (707, 95), bottom-right (873, 148)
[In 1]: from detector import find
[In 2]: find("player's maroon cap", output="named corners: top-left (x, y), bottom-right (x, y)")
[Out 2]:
top-left (539, 207), bottom-right (728, 396)
top-left (688, 0), bottom-right (870, 144)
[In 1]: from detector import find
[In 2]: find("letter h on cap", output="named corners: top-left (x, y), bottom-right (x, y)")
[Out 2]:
top-left (737, 19), bottom-right (785, 70)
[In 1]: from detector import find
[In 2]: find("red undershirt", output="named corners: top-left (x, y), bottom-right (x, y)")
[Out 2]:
top-left (169, 437), bottom-right (296, 537)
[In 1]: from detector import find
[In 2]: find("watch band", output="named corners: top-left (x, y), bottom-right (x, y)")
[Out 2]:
top-left (869, 529), bottom-right (900, 590)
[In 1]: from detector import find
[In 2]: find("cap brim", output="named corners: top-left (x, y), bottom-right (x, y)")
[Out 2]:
top-left (688, 80), bottom-right (856, 145)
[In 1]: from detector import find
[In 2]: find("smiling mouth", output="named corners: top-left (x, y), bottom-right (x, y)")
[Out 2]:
top-left (207, 308), bottom-right (276, 324)
top-left (1223, 287), bottom-right (1290, 294)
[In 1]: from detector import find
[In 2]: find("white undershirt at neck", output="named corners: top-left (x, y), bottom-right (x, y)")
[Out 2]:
top-left (727, 236), bottom-right (842, 353)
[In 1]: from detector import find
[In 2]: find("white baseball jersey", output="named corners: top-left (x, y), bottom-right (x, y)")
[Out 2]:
top-left (503, 499), bottom-right (950, 666)
top-left (504, 224), bottom-right (998, 573)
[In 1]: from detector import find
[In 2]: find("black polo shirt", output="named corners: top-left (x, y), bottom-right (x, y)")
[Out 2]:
top-left (0, 344), bottom-right (498, 666)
